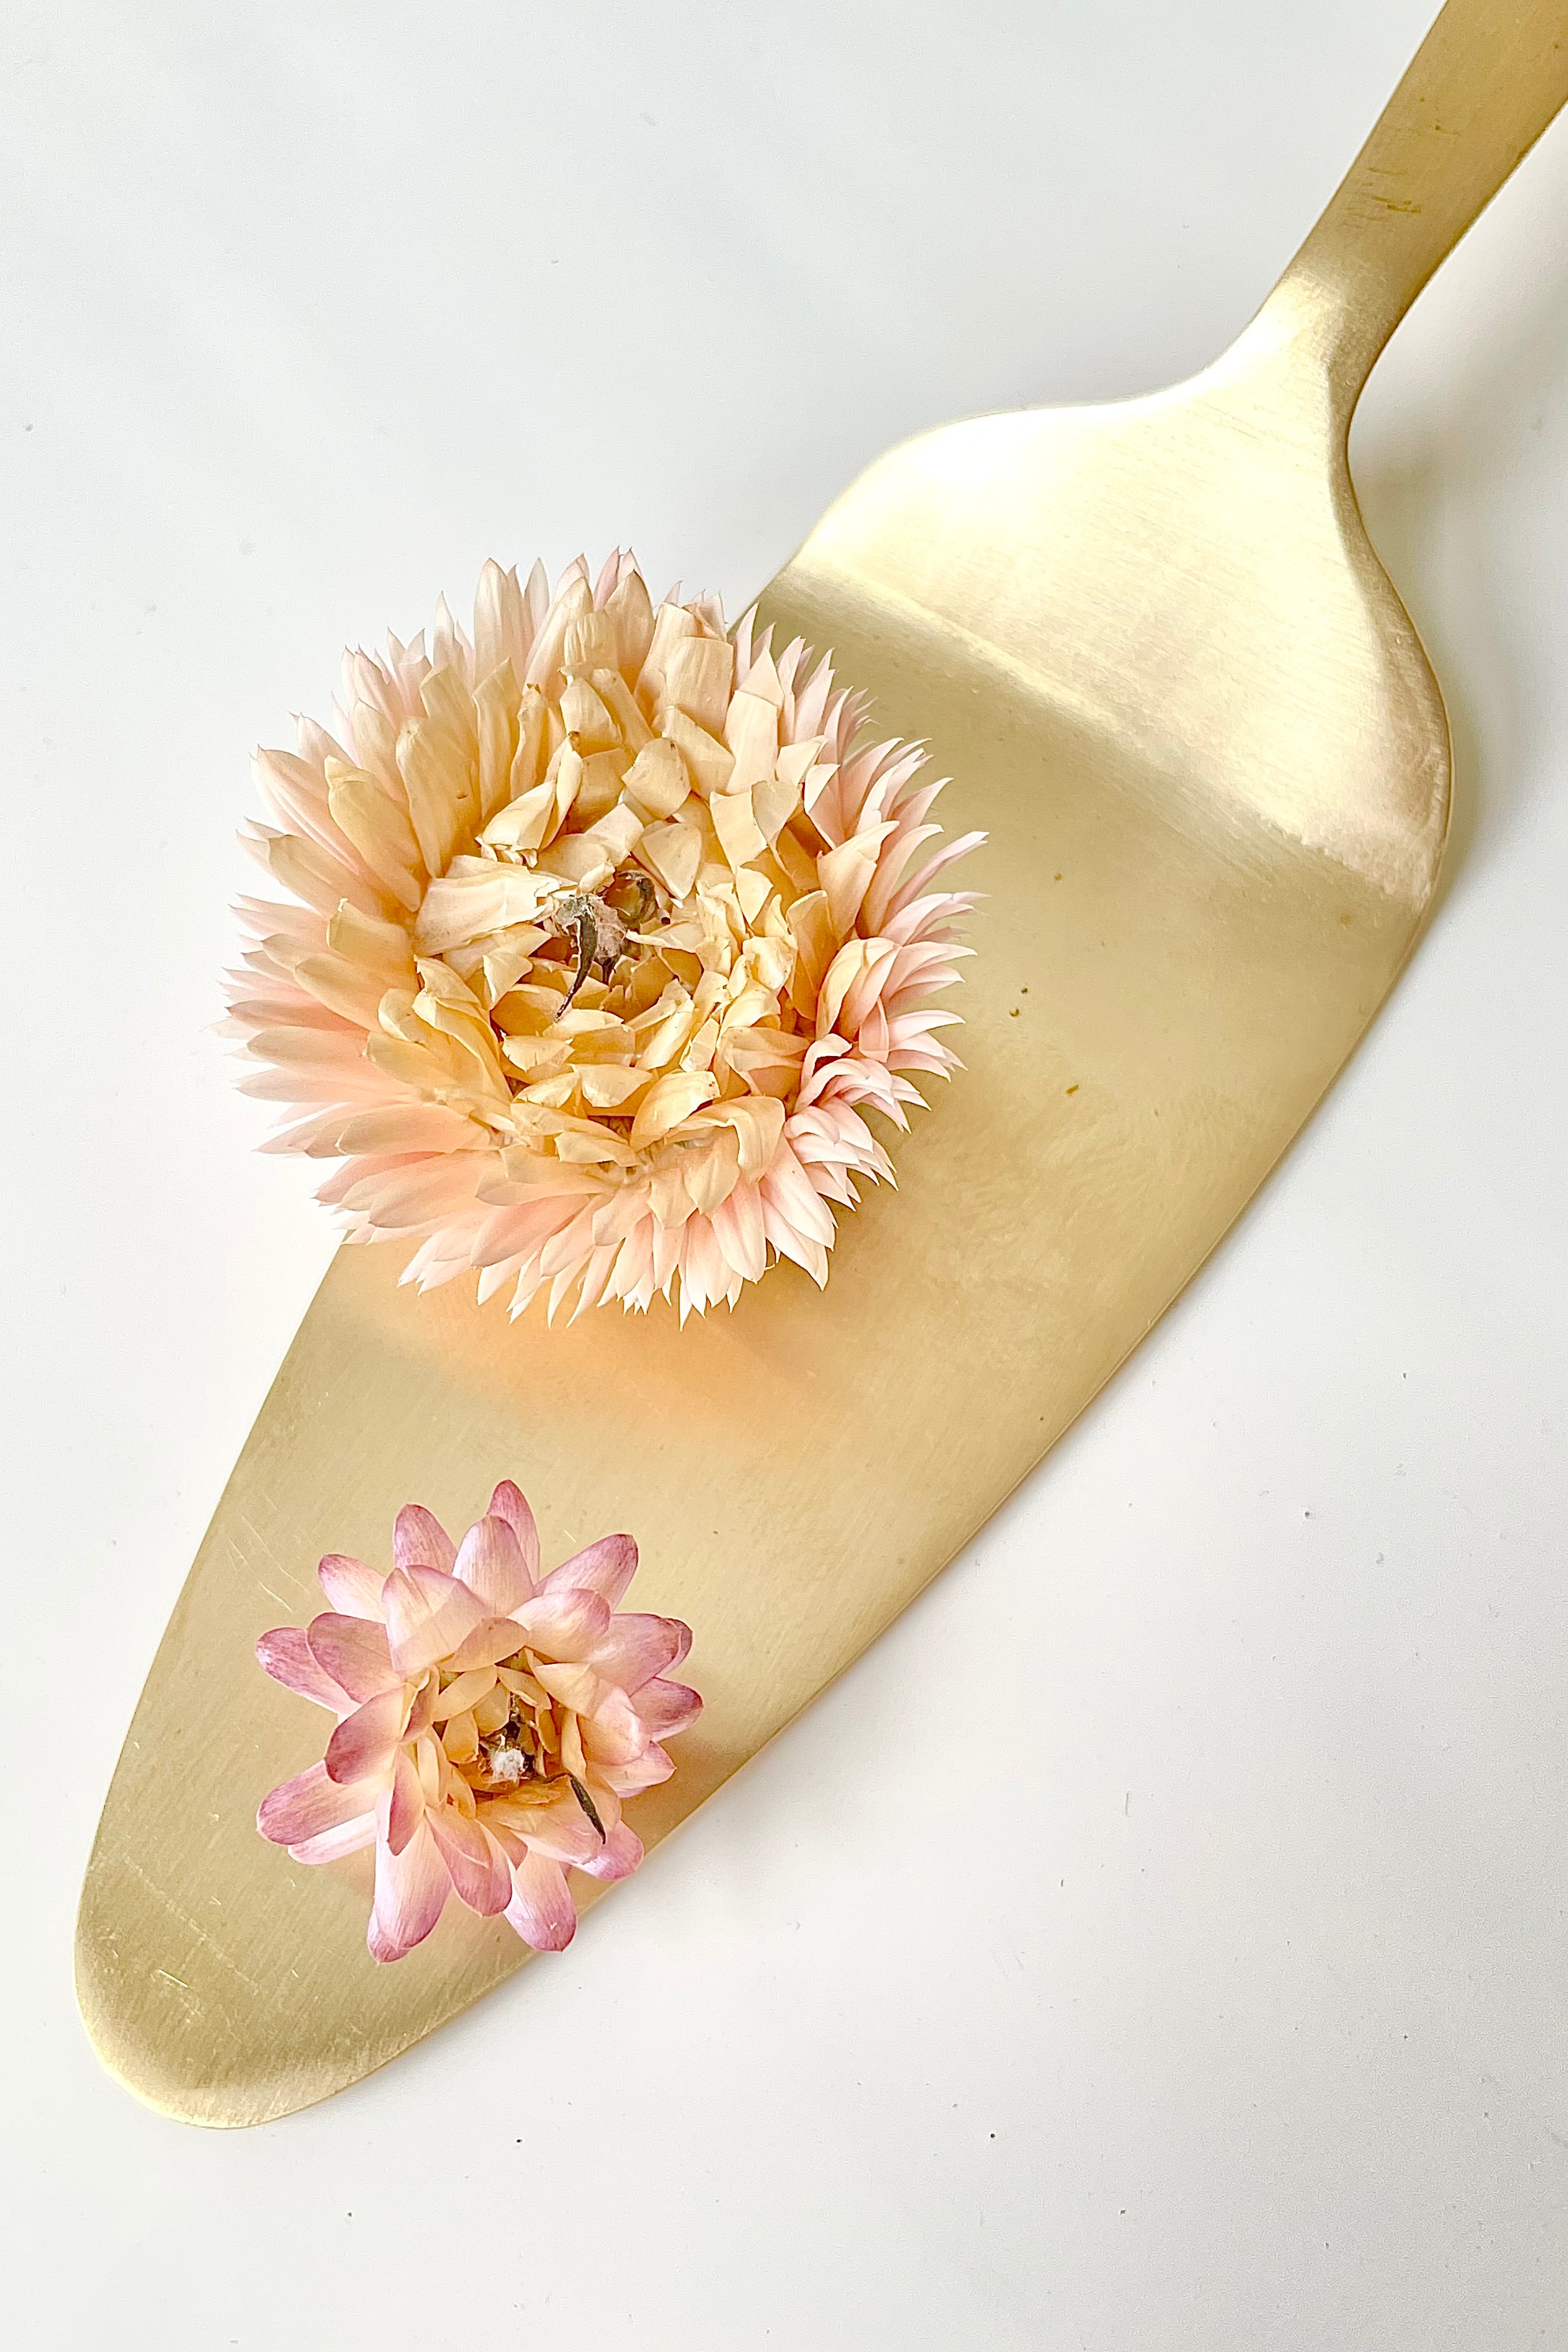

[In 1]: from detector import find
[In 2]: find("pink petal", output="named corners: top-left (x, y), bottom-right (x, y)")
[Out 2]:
top-left (385, 1745), bottom-right (424, 1855)
top-left (288, 1811), bottom-right (377, 1865)
top-left (447, 1616), bottom-right (534, 1672)
top-left (367, 1820), bottom-right (451, 1963)
top-left (325, 1685), bottom-right (408, 1784)
top-left (256, 1626), bottom-right (346, 1712)
top-left (577, 1820), bottom-right (644, 1882)
top-left (257, 1760), bottom-right (382, 1846)
top-left (597, 1743), bottom-right (676, 1797)
top-left (487, 1481), bottom-right (541, 1583)
top-left (483, 1817), bottom-right (527, 1866)
top-left (305, 1613), bottom-right (399, 1703)
top-left (393, 1503), bottom-right (457, 1573)
top-left (429, 1665), bottom-right (498, 1722)
top-left (316, 1552), bottom-right (385, 1618)
top-left (529, 1658), bottom-right (601, 1714)
top-left (539, 1531), bottom-right (637, 1607)
top-left (485, 1786), bottom-right (603, 1869)
top-left (576, 1773), bottom-right (622, 1832)
top-left (510, 1587), bottom-right (612, 1660)
top-left (381, 1563), bottom-right (485, 1673)
top-left (504, 1849), bottom-right (578, 1952)
top-left (453, 1514), bottom-right (534, 1614)
top-left (577, 1682), bottom-right (653, 1768)
top-left (404, 1671), bottom-right (438, 1739)
top-left (633, 1677), bottom-right (703, 1739)
top-left (428, 1810), bottom-right (513, 1916)
top-left (589, 1612), bottom-right (691, 1692)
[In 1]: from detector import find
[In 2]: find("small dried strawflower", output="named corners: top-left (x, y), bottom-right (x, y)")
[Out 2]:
top-left (226, 551), bottom-right (982, 1320)
top-left (256, 1483), bottom-right (698, 1960)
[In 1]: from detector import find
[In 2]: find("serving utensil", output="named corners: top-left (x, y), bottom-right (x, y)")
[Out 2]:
top-left (78, 0), bottom-right (1568, 2124)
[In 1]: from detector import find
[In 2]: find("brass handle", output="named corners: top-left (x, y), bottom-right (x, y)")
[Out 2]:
top-left (1265, 0), bottom-right (1568, 411)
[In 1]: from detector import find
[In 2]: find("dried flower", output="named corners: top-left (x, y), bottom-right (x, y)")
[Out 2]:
top-left (226, 551), bottom-right (982, 1320)
top-left (255, 1483), bottom-right (699, 1961)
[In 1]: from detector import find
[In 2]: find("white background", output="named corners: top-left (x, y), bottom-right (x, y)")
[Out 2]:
top-left (3, 4), bottom-right (1565, 2345)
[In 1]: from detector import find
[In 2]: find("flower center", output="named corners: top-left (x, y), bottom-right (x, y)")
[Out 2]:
top-left (539, 870), bottom-right (664, 1012)
top-left (399, 643), bottom-right (813, 1187)
top-left (475, 1711), bottom-right (534, 1787)
top-left (428, 1650), bottom-right (595, 1826)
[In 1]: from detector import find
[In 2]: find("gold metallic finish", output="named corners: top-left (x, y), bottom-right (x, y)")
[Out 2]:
top-left (77, 1), bottom-right (1568, 2125)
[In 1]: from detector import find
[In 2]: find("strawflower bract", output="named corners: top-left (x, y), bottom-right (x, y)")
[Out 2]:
top-left (256, 1482), bottom-right (698, 1960)
top-left (227, 551), bottom-right (981, 1320)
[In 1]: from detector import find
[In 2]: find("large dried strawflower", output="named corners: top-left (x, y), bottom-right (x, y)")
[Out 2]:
top-left (227, 550), bottom-right (981, 1321)
top-left (256, 1482), bottom-right (698, 1961)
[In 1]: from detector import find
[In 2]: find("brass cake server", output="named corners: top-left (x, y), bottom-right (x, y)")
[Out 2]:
top-left (78, 0), bottom-right (1568, 2124)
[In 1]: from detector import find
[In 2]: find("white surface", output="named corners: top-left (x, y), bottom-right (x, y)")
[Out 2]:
top-left (3, 3), bottom-right (1565, 2344)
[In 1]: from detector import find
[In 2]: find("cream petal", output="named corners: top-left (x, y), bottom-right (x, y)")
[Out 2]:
top-left (605, 569), bottom-right (654, 675)
top-left (622, 734), bottom-right (684, 814)
top-left (679, 1214), bottom-right (728, 1320)
top-left (709, 1181), bottom-right (768, 1283)
top-left (325, 766), bottom-right (424, 911)
top-left (333, 1104), bottom-right (480, 1156)
top-left (665, 633), bottom-right (734, 731)
top-left (474, 559), bottom-right (524, 677)
top-left (631, 1069), bottom-right (721, 1149)
top-left (637, 598), bottom-right (699, 707)
top-left (440, 1707), bottom-right (479, 1762)
top-left (525, 571), bottom-right (593, 693)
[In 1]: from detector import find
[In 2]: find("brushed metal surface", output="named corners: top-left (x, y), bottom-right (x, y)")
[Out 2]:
top-left (77, 0), bottom-right (1568, 2125)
